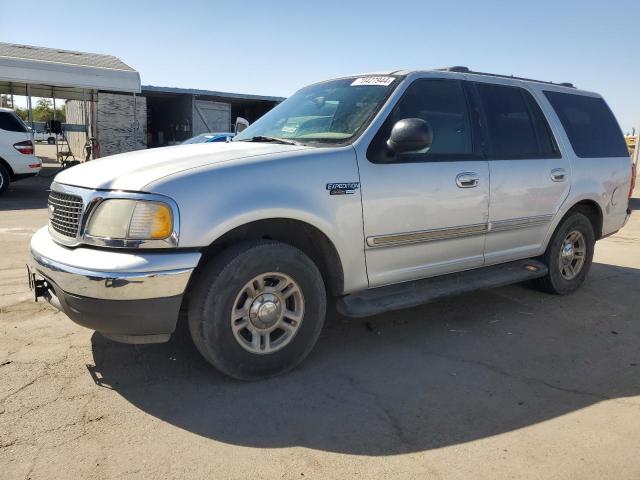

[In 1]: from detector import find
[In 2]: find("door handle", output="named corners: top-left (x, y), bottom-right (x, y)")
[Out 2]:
top-left (550, 168), bottom-right (567, 182)
top-left (456, 172), bottom-right (479, 188)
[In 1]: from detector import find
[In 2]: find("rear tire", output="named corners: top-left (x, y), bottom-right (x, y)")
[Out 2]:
top-left (0, 164), bottom-right (10, 195)
top-left (534, 212), bottom-right (595, 295)
top-left (188, 240), bottom-right (326, 380)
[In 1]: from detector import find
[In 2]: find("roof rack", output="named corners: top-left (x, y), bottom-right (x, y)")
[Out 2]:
top-left (437, 66), bottom-right (575, 88)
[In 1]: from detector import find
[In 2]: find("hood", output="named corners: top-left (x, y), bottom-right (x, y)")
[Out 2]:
top-left (53, 142), bottom-right (310, 191)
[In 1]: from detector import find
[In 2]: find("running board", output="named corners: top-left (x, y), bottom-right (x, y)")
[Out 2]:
top-left (336, 259), bottom-right (548, 318)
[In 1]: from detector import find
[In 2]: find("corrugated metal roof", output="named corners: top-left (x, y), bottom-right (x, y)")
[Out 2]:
top-left (0, 42), bottom-right (141, 94)
top-left (0, 42), bottom-right (135, 72)
top-left (142, 84), bottom-right (285, 103)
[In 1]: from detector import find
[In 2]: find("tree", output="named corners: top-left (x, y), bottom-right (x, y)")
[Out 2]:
top-left (0, 94), bottom-right (13, 109)
top-left (14, 99), bottom-right (66, 123)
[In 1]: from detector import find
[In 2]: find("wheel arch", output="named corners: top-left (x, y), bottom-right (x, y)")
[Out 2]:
top-left (566, 199), bottom-right (603, 240)
top-left (0, 156), bottom-right (15, 180)
top-left (541, 198), bottom-right (604, 255)
top-left (198, 218), bottom-right (345, 296)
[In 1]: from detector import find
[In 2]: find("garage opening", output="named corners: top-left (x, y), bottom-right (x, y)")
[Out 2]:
top-left (142, 85), bottom-right (284, 147)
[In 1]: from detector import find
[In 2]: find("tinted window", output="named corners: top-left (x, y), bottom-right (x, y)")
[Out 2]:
top-left (524, 92), bottom-right (558, 155)
top-left (476, 83), bottom-right (557, 158)
top-left (544, 91), bottom-right (628, 158)
top-left (0, 112), bottom-right (27, 133)
top-left (368, 78), bottom-right (473, 163)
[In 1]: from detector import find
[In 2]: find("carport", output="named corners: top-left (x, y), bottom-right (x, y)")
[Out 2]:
top-left (143, 85), bottom-right (283, 146)
top-left (0, 42), bottom-right (141, 160)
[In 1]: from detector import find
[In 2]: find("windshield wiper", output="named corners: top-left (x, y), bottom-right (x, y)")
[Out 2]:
top-left (237, 136), bottom-right (299, 145)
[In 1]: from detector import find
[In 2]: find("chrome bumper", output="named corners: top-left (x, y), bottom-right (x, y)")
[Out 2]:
top-left (29, 226), bottom-right (201, 301)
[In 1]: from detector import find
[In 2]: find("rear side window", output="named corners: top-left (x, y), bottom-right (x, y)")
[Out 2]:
top-left (475, 83), bottom-right (558, 159)
top-left (543, 91), bottom-right (628, 158)
top-left (0, 112), bottom-right (28, 133)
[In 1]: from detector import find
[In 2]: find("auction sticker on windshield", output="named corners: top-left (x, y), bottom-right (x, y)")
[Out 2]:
top-left (351, 76), bottom-right (395, 86)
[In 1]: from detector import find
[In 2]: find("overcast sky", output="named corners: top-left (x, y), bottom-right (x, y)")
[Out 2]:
top-left (2, 0), bottom-right (638, 134)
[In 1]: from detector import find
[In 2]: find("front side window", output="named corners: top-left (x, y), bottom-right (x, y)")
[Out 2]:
top-left (367, 78), bottom-right (474, 163)
top-left (476, 83), bottom-right (558, 159)
top-left (543, 91), bottom-right (628, 158)
top-left (234, 76), bottom-right (400, 146)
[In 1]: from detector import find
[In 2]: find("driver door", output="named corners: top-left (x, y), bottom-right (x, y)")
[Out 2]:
top-left (355, 77), bottom-right (490, 287)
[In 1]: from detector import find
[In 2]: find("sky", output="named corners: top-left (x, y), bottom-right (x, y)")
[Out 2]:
top-left (1, 0), bottom-right (638, 134)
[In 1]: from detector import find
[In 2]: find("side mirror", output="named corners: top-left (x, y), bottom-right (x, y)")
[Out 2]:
top-left (387, 118), bottom-right (433, 154)
top-left (234, 117), bottom-right (250, 134)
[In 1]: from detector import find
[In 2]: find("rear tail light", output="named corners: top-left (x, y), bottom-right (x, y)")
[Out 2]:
top-left (630, 162), bottom-right (637, 199)
top-left (29, 163), bottom-right (41, 169)
top-left (13, 140), bottom-right (34, 155)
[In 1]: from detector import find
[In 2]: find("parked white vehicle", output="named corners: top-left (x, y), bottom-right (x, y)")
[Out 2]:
top-left (32, 128), bottom-right (56, 144)
top-left (28, 68), bottom-right (633, 379)
top-left (0, 108), bottom-right (42, 194)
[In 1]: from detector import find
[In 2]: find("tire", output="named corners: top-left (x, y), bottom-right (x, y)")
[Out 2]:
top-left (0, 164), bottom-right (10, 195)
top-left (47, 137), bottom-right (55, 145)
top-left (534, 212), bottom-right (595, 295)
top-left (188, 240), bottom-right (327, 380)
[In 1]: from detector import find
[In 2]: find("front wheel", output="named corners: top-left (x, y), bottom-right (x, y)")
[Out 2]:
top-left (534, 212), bottom-right (595, 295)
top-left (188, 240), bottom-right (327, 380)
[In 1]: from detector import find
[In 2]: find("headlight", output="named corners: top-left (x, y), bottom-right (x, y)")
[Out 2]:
top-left (86, 199), bottom-right (174, 241)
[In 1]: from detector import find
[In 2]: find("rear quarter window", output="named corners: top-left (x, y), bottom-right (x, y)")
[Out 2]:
top-left (0, 111), bottom-right (28, 133)
top-left (543, 91), bottom-right (628, 158)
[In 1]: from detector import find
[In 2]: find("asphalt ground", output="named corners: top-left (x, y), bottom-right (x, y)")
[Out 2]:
top-left (1, 148), bottom-right (639, 479)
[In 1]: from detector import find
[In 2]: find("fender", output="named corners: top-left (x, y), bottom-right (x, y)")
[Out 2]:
top-left (145, 146), bottom-right (370, 293)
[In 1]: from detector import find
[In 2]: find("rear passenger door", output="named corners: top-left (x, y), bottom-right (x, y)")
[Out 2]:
top-left (472, 81), bottom-right (571, 264)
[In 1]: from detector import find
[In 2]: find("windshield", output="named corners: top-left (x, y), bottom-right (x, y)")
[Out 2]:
top-left (234, 76), bottom-right (400, 145)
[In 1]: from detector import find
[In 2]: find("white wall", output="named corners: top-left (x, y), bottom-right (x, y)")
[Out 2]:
top-left (96, 92), bottom-right (146, 158)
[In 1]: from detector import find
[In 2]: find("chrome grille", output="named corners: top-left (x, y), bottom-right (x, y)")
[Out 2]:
top-left (48, 191), bottom-right (84, 238)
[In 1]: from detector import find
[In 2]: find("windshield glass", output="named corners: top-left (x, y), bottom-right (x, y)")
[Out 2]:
top-left (234, 76), bottom-right (400, 145)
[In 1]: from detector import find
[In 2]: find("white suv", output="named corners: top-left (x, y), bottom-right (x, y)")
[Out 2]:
top-left (0, 107), bottom-right (42, 194)
top-left (29, 68), bottom-right (633, 379)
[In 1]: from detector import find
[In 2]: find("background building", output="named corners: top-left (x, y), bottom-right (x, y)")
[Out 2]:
top-left (0, 42), bottom-right (283, 160)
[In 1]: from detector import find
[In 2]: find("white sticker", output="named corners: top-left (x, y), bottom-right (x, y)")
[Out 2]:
top-left (351, 76), bottom-right (395, 87)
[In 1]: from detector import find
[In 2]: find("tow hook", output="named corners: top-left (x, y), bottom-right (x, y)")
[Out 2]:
top-left (26, 265), bottom-right (51, 302)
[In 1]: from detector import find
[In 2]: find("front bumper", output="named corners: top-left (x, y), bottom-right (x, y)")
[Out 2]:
top-left (29, 227), bottom-right (201, 343)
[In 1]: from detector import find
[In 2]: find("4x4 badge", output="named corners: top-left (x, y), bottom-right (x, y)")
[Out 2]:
top-left (326, 182), bottom-right (359, 195)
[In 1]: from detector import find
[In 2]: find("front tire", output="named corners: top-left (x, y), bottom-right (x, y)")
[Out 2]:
top-left (188, 240), bottom-right (326, 380)
top-left (0, 164), bottom-right (10, 195)
top-left (534, 212), bottom-right (595, 295)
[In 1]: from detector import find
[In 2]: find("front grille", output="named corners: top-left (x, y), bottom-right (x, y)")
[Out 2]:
top-left (48, 191), bottom-right (84, 238)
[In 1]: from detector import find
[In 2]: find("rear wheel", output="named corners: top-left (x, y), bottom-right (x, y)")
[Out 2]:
top-left (0, 164), bottom-right (10, 195)
top-left (188, 240), bottom-right (326, 380)
top-left (534, 212), bottom-right (595, 294)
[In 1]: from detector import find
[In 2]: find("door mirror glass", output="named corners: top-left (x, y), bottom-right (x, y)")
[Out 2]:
top-left (234, 117), bottom-right (250, 133)
top-left (387, 118), bottom-right (433, 154)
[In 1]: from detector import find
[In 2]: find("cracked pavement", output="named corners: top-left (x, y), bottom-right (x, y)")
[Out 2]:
top-left (1, 157), bottom-right (640, 479)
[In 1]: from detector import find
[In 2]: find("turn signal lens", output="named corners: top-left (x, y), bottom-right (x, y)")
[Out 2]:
top-left (129, 202), bottom-right (173, 239)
